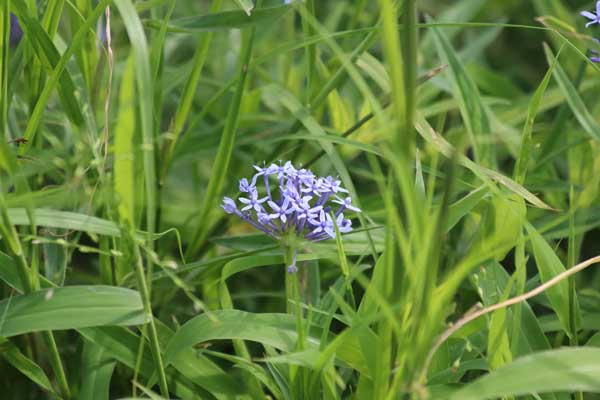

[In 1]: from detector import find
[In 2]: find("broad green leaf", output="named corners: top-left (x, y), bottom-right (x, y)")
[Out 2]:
top-left (7, 208), bottom-right (120, 236)
top-left (0, 286), bottom-right (147, 337)
top-left (449, 348), bottom-right (600, 399)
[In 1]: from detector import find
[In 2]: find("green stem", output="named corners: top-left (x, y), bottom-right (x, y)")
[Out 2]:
top-left (283, 244), bottom-right (304, 345)
top-left (41, 331), bottom-right (70, 399)
top-left (132, 325), bottom-right (147, 398)
top-left (283, 243), bottom-right (306, 395)
top-left (292, 272), bottom-right (305, 350)
top-left (133, 245), bottom-right (169, 396)
top-left (284, 245), bottom-right (295, 314)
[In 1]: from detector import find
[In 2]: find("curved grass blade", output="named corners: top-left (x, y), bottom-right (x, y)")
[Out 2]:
top-left (146, 4), bottom-right (291, 33)
top-left (186, 15), bottom-right (258, 257)
top-left (414, 113), bottom-right (552, 210)
top-left (430, 22), bottom-right (494, 167)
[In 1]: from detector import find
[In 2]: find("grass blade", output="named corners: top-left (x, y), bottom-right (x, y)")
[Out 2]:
top-left (186, 11), bottom-right (258, 257)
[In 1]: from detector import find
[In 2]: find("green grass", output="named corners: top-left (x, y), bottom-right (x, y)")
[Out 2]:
top-left (2, 0), bottom-right (600, 398)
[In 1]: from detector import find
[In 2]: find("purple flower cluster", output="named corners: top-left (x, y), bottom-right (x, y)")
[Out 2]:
top-left (222, 161), bottom-right (360, 247)
top-left (581, 1), bottom-right (600, 63)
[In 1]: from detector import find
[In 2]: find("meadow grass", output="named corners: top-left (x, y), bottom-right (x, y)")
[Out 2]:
top-left (2, 0), bottom-right (600, 399)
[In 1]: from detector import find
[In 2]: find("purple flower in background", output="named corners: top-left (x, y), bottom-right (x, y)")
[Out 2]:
top-left (581, 1), bottom-right (600, 27)
top-left (9, 14), bottom-right (23, 47)
top-left (580, 4), bottom-right (600, 63)
top-left (222, 161), bottom-right (361, 272)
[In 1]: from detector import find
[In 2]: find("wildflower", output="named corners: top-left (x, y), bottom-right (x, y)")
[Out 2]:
top-left (9, 14), bottom-right (23, 47)
top-left (222, 161), bottom-right (361, 272)
top-left (580, 6), bottom-right (600, 63)
top-left (581, 1), bottom-right (600, 27)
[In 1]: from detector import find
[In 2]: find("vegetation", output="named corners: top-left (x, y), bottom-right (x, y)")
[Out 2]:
top-left (2, 0), bottom-right (600, 398)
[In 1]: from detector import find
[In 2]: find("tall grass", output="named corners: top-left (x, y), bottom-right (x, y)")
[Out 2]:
top-left (1, 0), bottom-right (600, 399)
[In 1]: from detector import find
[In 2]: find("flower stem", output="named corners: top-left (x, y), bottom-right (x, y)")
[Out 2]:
top-left (283, 244), bottom-right (305, 345)
top-left (284, 244), bottom-right (295, 314)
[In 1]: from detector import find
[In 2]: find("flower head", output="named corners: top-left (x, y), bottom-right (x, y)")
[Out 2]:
top-left (581, 2), bottom-right (600, 28)
top-left (222, 161), bottom-right (362, 264)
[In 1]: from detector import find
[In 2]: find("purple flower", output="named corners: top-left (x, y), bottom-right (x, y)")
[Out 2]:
top-left (308, 210), bottom-right (334, 238)
top-left (294, 197), bottom-right (322, 220)
top-left (582, 2), bottom-right (600, 27)
top-left (239, 188), bottom-right (268, 212)
top-left (222, 161), bottom-right (362, 271)
top-left (333, 196), bottom-right (362, 213)
top-left (239, 178), bottom-right (253, 193)
top-left (321, 176), bottom-right (348, 194)
top-left (268, 197), bottom-right (294, 223)
top-left (221, 197), bottom-right (238, 214)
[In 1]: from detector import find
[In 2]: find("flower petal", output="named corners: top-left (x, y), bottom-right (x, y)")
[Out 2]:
top-left (581, 11), bottom-right (597, 20)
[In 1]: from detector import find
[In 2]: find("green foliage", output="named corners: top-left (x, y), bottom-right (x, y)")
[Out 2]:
top-left (1, 0), bottom-right (600, 398)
